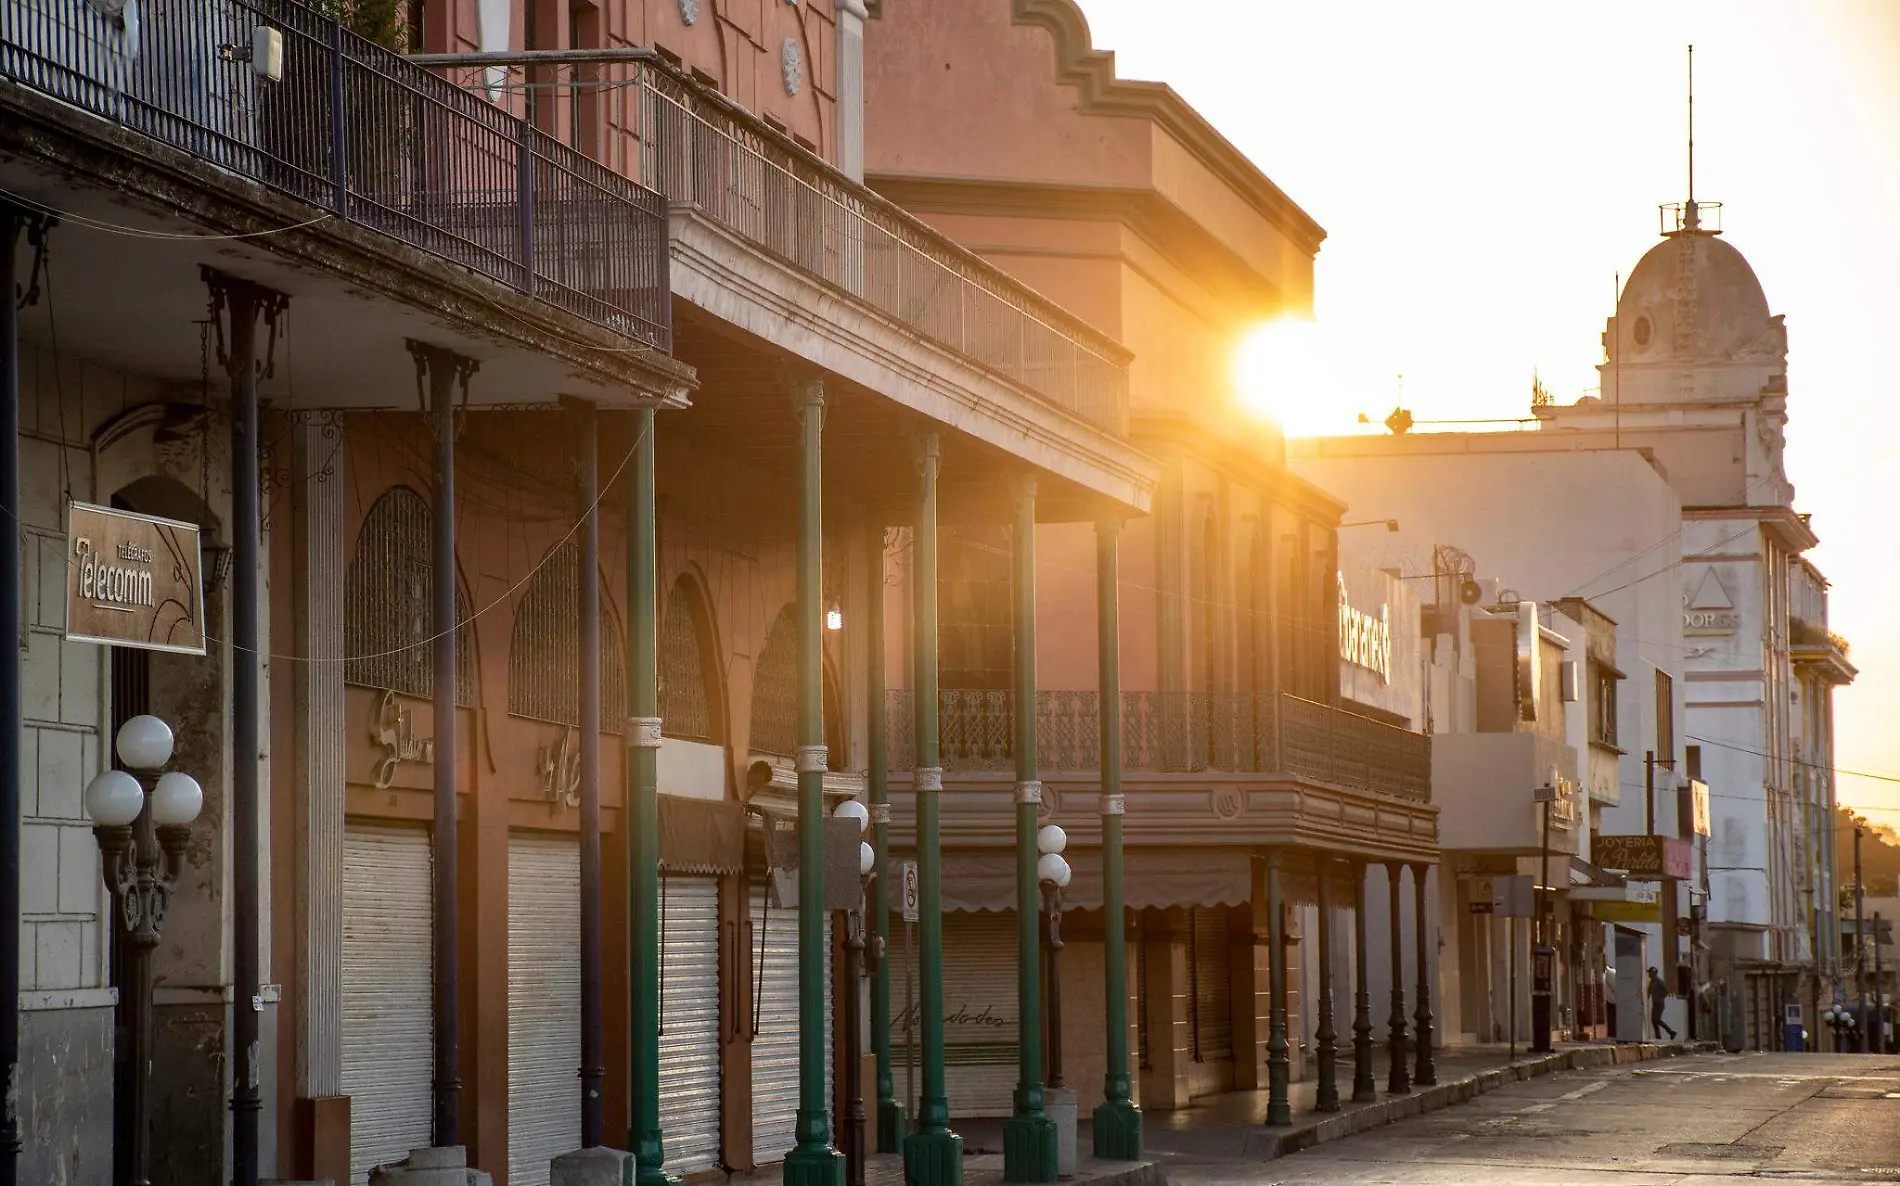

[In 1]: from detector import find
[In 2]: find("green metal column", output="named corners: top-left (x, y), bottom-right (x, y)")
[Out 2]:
top-left (903, 432), bottom-right (964, 1186)
top-left (628, 408), bottom-right (677, 1186)
top-left (868, 520), bottom-right (905, 1151)
top-left (1266, 849), bottom-right (1291, 1126)
top-left (1003, 478), bottom-right (1056, 1183)
top-left (786, 379), bottom-right (845, 1186)
top-left (1091, 516), bottom-right (1142, 1160)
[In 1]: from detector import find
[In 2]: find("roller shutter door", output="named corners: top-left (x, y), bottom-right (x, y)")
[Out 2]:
top-left (342, 825), bottom-right (434, 1186)
top-left (508, 835), bottom-right (582, 1186)
top-left (889, 911), bottom-right (1017, 1119)
top-left (750, 883), bottom-right (833, 1166)
top-left (1191, 906), bottom-right (1233, 1063)
top-left (660, 876), bottom-right (722, 1174)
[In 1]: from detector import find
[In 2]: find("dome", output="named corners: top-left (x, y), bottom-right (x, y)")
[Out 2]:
top-left (1614, 233), bottom-right (1775, 363)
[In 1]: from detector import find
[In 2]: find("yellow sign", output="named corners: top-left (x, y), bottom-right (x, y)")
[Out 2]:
top-left (1592, 900), bottom-right (1661, 924)
top-left (64, 502), bottom-right (205, 655)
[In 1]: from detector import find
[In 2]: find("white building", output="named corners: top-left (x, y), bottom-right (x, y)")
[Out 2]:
top-left (1291, 198), bottom-right (1853, 1046)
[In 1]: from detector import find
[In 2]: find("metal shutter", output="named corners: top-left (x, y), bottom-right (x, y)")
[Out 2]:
top-left (508, 835), bottom-right (583, 1186)
top-left (1192, 906), bottom-right (1233, 1063)
top-left (750, 883), bottom-right (833, 1166)
top-left (342, 826), bottom-right (434, 1186)
top-left (660, 876), bottom-right (722, 1174)
top-left (888, 911), bottom-right (1018, 1118)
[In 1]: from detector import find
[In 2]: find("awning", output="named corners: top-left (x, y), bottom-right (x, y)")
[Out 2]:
top-left (937, 848), bottom-right (1254, 913)
top-left (659, 795), bottom-right (745, 875)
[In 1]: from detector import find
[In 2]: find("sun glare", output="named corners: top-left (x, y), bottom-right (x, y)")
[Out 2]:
top-left (1233, 318), bottom-right (1348, 438)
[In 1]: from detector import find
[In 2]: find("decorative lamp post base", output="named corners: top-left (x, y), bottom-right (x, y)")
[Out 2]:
top-left (903, 1127), bottom-right (964, 1186)
top-left (782, 1140), bottom-right (845, 1186)
top-left (1002, 1111), bottom-right (1058, 1183)
top-left (875, 1101), bottom-right (908, 1154)
top-left (1090, 1098), bottom-right (1143, 1161)
top-left (631, 1140), bottom-right (681, 1186)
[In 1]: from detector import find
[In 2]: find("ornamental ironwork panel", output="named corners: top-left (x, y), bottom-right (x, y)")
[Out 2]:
top-left (659, 578), bottom-right (716, 743)
top-left (750, 604), bottom-right (798, 758)
top-left (344, 487), bottom-right (475, 705)
top-left (505, 538), bottom-right (629, 730)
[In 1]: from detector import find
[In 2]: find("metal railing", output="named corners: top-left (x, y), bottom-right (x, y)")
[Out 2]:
top-left (630, 63), bottom-right (1128, 434)
top-left (1, 0), bottom-right (670, 349)
top-left (885, 690), bottom-right (1430, 802)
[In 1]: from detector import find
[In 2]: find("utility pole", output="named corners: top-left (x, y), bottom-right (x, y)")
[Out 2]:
top-left (1855, 825), bottom-right (1867, 1053)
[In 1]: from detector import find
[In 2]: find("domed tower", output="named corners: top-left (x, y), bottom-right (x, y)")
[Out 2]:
top-left (1593, 201), bottom-right (1792, 508)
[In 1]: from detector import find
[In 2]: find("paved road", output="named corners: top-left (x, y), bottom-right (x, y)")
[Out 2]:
top-left (1167, 1053), bottom-right (1900, 1185)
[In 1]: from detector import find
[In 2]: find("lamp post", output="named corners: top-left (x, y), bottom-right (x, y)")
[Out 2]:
top-left (834, 800), bottom-right (875, 1186)
top-left (83, 714), bottom-right (205, 1186)
top-left (1036, 826), bottom-right (1072, 1091)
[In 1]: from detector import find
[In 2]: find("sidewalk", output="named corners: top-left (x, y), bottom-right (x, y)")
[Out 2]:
top-left (954, 1040), bottom-right (1715, 1167)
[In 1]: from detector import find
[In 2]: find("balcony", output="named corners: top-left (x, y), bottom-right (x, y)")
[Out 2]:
top-left (2, 0), bottom-right (670, 350)
top-left (885, 690), bottom-right (1431, 804)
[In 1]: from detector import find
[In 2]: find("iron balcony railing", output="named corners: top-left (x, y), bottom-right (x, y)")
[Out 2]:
top-left (1, 0), bottom-right (670, 349)
top-left (885, 690), bottom-right (1431, 803)
top-left (415, 54), bottom-right (1130, 436)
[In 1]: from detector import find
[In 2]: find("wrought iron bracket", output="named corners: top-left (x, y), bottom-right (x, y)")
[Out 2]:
top-left (202, 266), bottom-right (290, 379)
top-left (9, 205), bottom-right (56, 311)
top-left (406, 340), bottom-right (480, 438)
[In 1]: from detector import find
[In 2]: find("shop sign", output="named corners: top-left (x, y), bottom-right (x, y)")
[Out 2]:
top-left (1337, 571), bottom-right (1391, 685)
top-left (1689, 780), bottom-right (1711, 837)
top-left (1469, 874), bottom-right (1534, 917)
top-left (900, 860), bottom-right (920, 923)
top-left (1592, 834), bottom-right (1692, 881)
top-left (371, 688), bottom-right (435, 789)
top-left (1684, 568), bottom-right (1741, 636)
top-left (64, 502), bottom-right (205, 655)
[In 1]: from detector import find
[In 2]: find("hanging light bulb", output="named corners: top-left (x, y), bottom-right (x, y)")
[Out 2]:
top-left (825, 598), bottom-right (843, 632)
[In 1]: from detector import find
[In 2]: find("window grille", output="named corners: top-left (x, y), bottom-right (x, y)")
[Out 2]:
top-left (659, 577), bottom-right (717, 742)
top-left (344, 487), bottom-right (475, 704)
top-left (506, 538), bottom-right (628, 729)
top-left (750, 604), bottom-right (798, 758)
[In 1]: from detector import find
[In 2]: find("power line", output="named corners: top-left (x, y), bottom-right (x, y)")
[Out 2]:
top-left (1687, 734), bottom-right (1900, 789)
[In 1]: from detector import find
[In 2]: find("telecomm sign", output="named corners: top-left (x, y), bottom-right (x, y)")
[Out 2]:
top-left (1337, 572), bottom-right (1391, 685)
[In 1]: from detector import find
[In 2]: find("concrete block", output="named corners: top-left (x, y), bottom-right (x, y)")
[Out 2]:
top-left (369, 1146), bottom-right (494, 1186)
top-left (1046, 1088), bottom-right (1078, 1177)
top-left (552, 1146), bottom-right (633, 1186)
top-left (36, 727), bottom-right (81, 821)
top-left (20, 823), bottom-right (59, 915)
top-left (58, 824), bottom-right (100, 914)
top-left (35, 920), bottom-right (83, 990)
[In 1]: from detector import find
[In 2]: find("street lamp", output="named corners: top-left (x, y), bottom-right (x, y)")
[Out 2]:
top-left (1036, 825), bottom-right (1072, 1089)
top-left (832, 799), bottom-right (875, 1186)
top-left (83, 714), bottom-right (204, 1186)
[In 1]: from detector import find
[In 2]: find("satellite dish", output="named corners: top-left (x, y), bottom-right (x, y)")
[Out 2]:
top-left (1459, 579), bottom-right (1483, 605)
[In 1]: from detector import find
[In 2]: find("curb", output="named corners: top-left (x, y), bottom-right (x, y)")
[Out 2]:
top-left (1252, 1042), bottom-right (1719, 1160)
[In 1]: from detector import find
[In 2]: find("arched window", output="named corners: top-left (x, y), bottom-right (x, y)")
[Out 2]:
top-left (506, 538), bottom-right (629, 728)
top-left (345, 487), bottom-right (476, 704)
top-left (660, 576), bottom-right (722, 743)
top-left (750, 603), bottom-right (798, 758)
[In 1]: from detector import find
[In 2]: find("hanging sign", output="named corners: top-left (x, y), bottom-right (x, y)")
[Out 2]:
top-left (1592, 834), bottom-right (1693, 881)
top-left (900, 860), bottom-right (920, 923)
top-left (64, 502), bottom-right (206, 655)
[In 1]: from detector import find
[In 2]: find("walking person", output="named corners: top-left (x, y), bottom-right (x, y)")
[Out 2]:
top-left (1648, 966), bottom-right (1678, 1041)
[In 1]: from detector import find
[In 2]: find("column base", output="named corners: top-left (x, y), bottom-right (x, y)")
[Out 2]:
top-left (1090, 1100), bottom-right (1142, 1161)
top-left (875, 1099), bottom-right (908, 1155)
top-left (782, 1143), bottom-right (845, 1186)
top-left (902, 1126), bottom-right (964, 1186)
top-left (1001, 1112), bottom-right (1058, 1183)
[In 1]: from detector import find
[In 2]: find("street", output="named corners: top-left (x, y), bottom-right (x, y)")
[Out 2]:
top-left (1167, 1054), bottom-right (1900, 1185)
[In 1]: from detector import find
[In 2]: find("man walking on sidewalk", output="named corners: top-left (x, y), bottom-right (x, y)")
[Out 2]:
top-left (1648, 966), bottom-right (1677, 1041)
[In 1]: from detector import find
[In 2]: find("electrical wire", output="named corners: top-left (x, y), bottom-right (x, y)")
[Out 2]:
top-left (0, 188), bottom-right (334, 241)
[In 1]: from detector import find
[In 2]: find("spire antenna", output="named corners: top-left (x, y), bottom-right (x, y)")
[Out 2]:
top-left (1687, 44), bottom-right (1695, 210)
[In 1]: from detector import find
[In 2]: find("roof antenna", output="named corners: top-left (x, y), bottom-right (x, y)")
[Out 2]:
top-left (1684, 44), bottom-right (1698, 231)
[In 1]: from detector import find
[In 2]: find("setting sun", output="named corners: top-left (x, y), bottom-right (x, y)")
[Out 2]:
top-left (1233, 318), bottom-right (1352, 437)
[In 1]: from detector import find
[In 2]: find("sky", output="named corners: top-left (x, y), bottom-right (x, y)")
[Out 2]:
top-left (1071, 0), bottom-right (1900, 820)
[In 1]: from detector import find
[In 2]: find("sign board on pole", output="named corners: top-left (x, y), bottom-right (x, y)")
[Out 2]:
top-left (900, 859), bottom-right (920, 923)
top-left (64, 502), bottom-right (205, 655)
top-left (1690, 780), bottom-right (1712, 837)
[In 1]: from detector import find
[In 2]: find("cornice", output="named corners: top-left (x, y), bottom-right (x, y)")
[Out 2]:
top-left (1009, 0), bottom-right (1327, 257)
top-left (1683, 504), bottom-right (1819, 553)
top-left (1133, 410), bottom-right (1348, 522)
